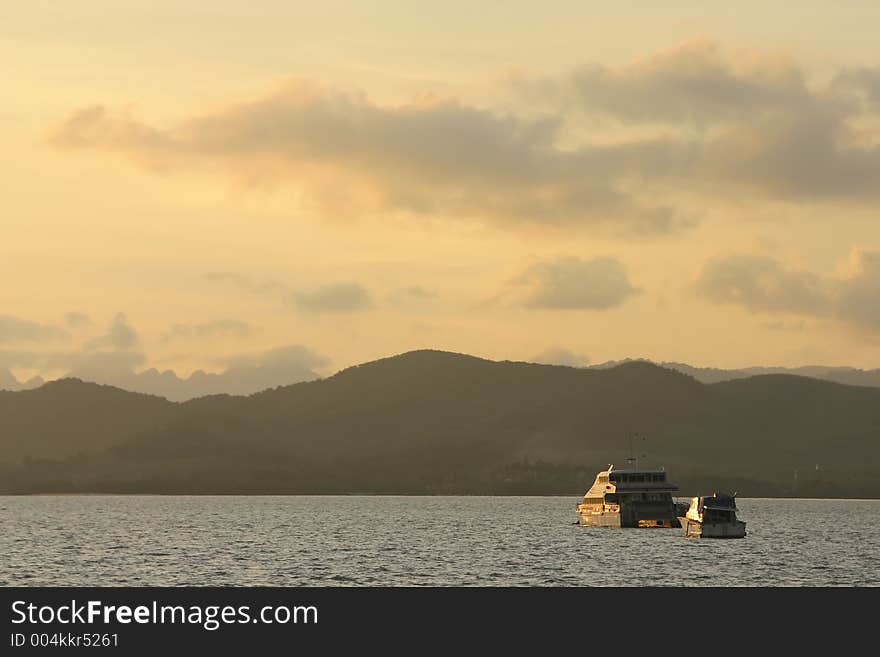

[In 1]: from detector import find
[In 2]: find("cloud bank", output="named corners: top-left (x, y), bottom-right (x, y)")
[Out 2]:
top-left (695, 250), bottom-right (880, 333)
top-left (0, 313), bottom-right (326, 400)
top-left (48, 40), bottom-right (880, 236)
top-left (0, 316), bottom-right (68, 343)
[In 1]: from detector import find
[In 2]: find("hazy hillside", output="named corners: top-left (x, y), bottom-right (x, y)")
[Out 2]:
top-left (0, 379), bottom-right (173, 461)
top-left (6, 358), bottom-right (880, 400)
top-left (0, 350), bottom-right (323, 402)
top-left (0, 368), bottom-right (44, 392)
top-left (591, 359), bottom-right (880, 388)
top-left (1, 350), bottom-right (878, 497)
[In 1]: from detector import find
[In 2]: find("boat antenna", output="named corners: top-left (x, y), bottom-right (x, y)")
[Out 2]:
top-left (626, 433), bottom-right (647, 469)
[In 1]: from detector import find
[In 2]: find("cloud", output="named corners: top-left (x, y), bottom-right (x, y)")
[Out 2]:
top-left (48, 80), bottom-right (690, 235)
top-left (695, 250), bottom-right (880, 333)
top-left (831, 67), bottom-right (880, 109)
top-left (761, 320), bottom-right (807, 332)
top-left (694, 254), bottom-right (831, 315)
top-left (292, 283), bottom-right (372, 313)
top-left (397, 285), bottom-right (438, 300)
top-left (214, 345), bottom-right (330, 391)
top-left (204, 272), bottom-right (374, 315)
top-left (64, 312), bottom-right (92, 328)
top-left (0, 346), bottom-right (146, 376)
top-left (514, 256), bottom-right (639, 310)
top-left (0, 367), bottom-right (43, 392)
top-left (84, 312), bottom-right (139, 351)
top-left (47, 41), bottom-right (880, 234)
top-left (72, 344), bottom-right (330, 401)
top-left (0, 313), bottom-right (140, 374)
top-left (550, 39), bottom-right (815, 124)
top-left (203, 272), bottom-right (288, 296)
top-left (64, 350), bottom-right (148, 380)
top-left (61, 344), bottom-right (329, 401)
top-left (529, 346), bottom-right (591, 367)
top-left (160, 319), bottom-right (253, 343)
top-left (0, 349), bottom-right (45, 370)
top-left (515, 40), bottom-right (880, 202)
top-left (0, 341), bottom-right (328, 401)
top-left (387, 285), bottom-right (439, 309)
top-left (0, 315), bottom-right (68, 343)
top-left (836, 250), bottom-right (880, 331)
top-left (0, 309), bottom-right (329, 399)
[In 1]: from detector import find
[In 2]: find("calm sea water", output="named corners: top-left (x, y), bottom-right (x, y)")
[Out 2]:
top-left (1, 496), bottom-right (877, 586)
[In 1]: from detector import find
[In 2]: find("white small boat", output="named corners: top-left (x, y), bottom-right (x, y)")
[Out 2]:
top-left (678, 492), bottom-right (746, 538)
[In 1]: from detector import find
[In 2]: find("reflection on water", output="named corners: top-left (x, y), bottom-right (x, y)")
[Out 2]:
top-left (1, 496), bottom-right (877, 586)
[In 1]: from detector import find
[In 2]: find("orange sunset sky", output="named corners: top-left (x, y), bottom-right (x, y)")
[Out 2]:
top-left (3, 1), bottom-right (880, 385)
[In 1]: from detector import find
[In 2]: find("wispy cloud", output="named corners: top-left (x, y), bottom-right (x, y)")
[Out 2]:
top-left (695, 249), bottom-right (880, 333)
top-left (64, 312), bottom-right (92, 328)
top-left (694, 254), bottom-right (831, 315)
top-left (203, 272), bottom-right (288, 296)
top-left (160, 319), bottom-right (254, 344)
top-left (513, 256), bottom-right (640, 310)
top-left (0, 315), bottom-right (68, 343)
top-left (48, 80), bottom-right (689, 235)
top-left (84, 312), bottom-right (139, 351)
top-left (48, 40), bottom-right (880, 237)
top-left (292, 283), bottom-right (372, 313)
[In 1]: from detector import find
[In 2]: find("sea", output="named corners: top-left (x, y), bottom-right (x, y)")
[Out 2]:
top-left (2, 496), bottom-right (877, 586)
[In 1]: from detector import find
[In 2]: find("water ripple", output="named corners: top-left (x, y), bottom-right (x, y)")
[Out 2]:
top-left (1, 496), bottom-right (878, 586)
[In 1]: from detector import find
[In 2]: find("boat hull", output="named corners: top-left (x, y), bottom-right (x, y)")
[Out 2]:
top-left (579, 509), bottom-right (681, 528)
top-left (679, 517), bottom-right (746, 538)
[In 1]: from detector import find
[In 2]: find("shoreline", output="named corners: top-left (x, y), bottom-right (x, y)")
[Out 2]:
top-left (2, 492), bottom-right (879, 501)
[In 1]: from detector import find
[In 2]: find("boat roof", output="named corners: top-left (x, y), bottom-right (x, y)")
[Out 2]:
top-left (603, 464), bottom-right (668, 474)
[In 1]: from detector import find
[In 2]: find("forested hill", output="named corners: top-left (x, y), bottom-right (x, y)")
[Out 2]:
top-left (2, 350), bottom-right (878, 497)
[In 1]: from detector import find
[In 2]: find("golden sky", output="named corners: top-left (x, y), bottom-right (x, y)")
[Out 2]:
top-left (3, 1), bottom-right (880, 385)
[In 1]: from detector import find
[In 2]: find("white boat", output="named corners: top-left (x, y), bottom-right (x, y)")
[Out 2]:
top-left (678, 492), bottom-right (747, 538)
top-left (576, 464), bottom-right (682, 528)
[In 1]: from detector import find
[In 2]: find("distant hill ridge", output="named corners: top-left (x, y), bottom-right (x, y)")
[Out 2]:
top-left (589, 359), bottom-right (880, 388)
top-left (1, 349), bottom-right (878, 497)
top-left (4, 355), bottom-right (880, 401)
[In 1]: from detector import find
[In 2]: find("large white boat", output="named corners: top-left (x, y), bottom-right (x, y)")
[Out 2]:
top-left (576, 464), bottom-right (683, 528)
top-left (678, 492), bottom-right (747, 538)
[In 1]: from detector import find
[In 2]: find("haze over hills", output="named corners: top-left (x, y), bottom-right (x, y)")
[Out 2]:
top-left (0, 369), bottom-right (44, 392)
top-left (0, 344), bottom-right (325, 401)
top-left (1, 350), bottom-right (878, 497)
top-left (4, 357), bottom-right (880, 401)
top-left (589, 360), bottom-right (880, 388)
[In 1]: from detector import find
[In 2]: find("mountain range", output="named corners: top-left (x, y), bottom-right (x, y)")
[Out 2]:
top-left (2, 350), bottom-right (878, 497)
top-left (4, 359), bottom-right (880, 400)
top-left (589, 360), bottom-right (880, 388)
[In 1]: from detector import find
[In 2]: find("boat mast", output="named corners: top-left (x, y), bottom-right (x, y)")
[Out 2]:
top-left (626, 433), bottom-right (648, 469)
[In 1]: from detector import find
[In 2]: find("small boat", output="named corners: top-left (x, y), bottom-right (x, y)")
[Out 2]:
top-left (678, 492), bottom-right (746, 538)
